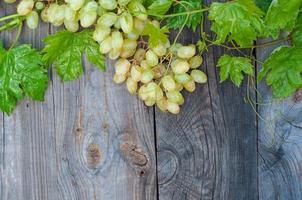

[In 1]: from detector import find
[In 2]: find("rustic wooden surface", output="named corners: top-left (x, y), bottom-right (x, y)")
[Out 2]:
top-left (1, 1), bottom-right (302, 200)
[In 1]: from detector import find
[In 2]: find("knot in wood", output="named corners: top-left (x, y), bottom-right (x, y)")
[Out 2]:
top-left (158, 150), bottom-right (178, 185)
top-left (86, 144), bottom-right (102, 168)
top-left (119, 143), bottom-right (148, 167)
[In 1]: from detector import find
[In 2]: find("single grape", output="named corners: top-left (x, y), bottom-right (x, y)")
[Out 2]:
top-left (146, 50), bottom-right (159, 67)
top-left (64, 19), bottom-right (79, 32)
top-left (140, 60), bottom-right (151, 70)
top-left (97, 12), bottom-right (118, 27)
top-left (109, 48), bottom-right (121, 60)
top-left (183, 79), bottom-right (196, 92)
top-left (156, 98), bottom-right (168, 112)
top-left (140, 69), bottom-right (154, 83)
top-left (69, 0), bottom-right (85, 11)
top-left (162, 75), bottom-right (176, 91)
top-left (99, 0), bottom-right (117, 10)
top-left (93, 25), bottom-right (111, 42)
top-left (189, 55), bottom-right (203, 69)
top-left (190, 70), bottom-right (207, 83)
top-left (26, 11), bottom-right (39, 29)
top-left (113, 73), bottom-right (127, 84)
top-left (115, 58), bottom-right (131, 75)
top-left (120, 39), bottom-right (137, 58)
top-left (171, 59), bottom-right (190, 74)
top-left (166, 101), bottom-right (180, 114)
top-left (65, 6), bottom-right (77, 21)
top-left (126, 77), bottom-right (138, 94)
top-left (166, 90), bottom-right (184, 105)
top-left (177, 45), bottom-right (196, 59)
top-left (118, 0), bottom-right (131, 6)
top-left (134, 48), bottom-right (146, 62)
top-left (111, 31), bottom-right (124, 50)
top-left (144, 98), bottom-right (156, 106)
top-left (119, 12), bottom-right (133, 34)
top-left (153, 64), bottom-right (166, 79)
top-left (133, 17), bottom-right (146, 33)
top-left (174, 73), bottom-right (191, 84)
top-left (35, 1), bottom-right (44, 10)
top-left (130, 65), bottom-right (142, 82)
top-left (138, 85), bottom-right (149, 101)
top-left (128, 1), bottom-right (147, 21)
top-left (17, 0), bottom-right (34, 16)
top-left (99, 36), bottom-right (112, 54)
top-left (152, 43), bottom-right (167, 57)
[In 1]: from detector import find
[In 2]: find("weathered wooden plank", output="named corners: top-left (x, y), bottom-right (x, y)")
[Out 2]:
top-left (50, 27), bottom-right (158, 199)
top-left (0, 4), bottom-right (58, 200)
top-left (156, 0), bottom-right (258, 199)
top-left (257, 41), bottom-right (302, 200)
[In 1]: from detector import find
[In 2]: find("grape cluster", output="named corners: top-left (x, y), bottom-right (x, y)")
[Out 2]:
top-left (13, 0), bottom-right (207, 114)
top-left (114, 43), bottom-right (207, 114)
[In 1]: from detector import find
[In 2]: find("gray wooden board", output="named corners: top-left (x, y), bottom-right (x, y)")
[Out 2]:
top-left (257, 41), bottom-right (302, 200)
top-left (156, 0), bottom-right (258, 199)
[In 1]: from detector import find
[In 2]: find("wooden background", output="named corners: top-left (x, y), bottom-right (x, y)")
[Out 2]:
top-left (1, 1), bottom-right (302, 200)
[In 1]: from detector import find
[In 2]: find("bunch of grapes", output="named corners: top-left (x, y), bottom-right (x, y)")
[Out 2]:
top-left (11, 0), bottom-right (207, 114)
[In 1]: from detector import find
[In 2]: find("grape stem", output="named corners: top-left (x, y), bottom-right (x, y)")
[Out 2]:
top-left (148, 8), bottom-right (209, 18)
top-left (0, 14), bottom-right (21, 22)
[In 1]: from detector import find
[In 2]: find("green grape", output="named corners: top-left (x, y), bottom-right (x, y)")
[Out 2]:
top-left (166, 101), bottom-right (180, 114)
top-left (47, 4), bottom-right (65, 26)
top-left (152, 43), bottom-right (167, 57)
top-left (69, 0), bottom-right (85, 11)
top-left (120, 39), bottom-right (137, 58)
top-left (97, 6), bottom-right (107, 16)
top-left (138, 85), bottom-right (148, 100)
top-left (17, 0), bottom-right (34, 16)
top-left (134, 48), bottom-right (146, 62)
top-left (155, 86), bottom-right (164, 100)
top-left (190, 70), bottom-right (207, 83)
top-left (64, 19), bottom-right (79, 32)
top-left (140, 69), bottom-right (154, 83)
top-left (172, 59), bottom-right (190, 74)
top-left (111, 31), bottom-right (124, 50)
top-left (177, 45), bottom-right (196, 59)
top-left (41, 7), bottom-right (48, 22)
top-left (151, 20), bottom-right (160, 28)
top-left (166, 90), bottom-right (184, 105)
top-left (93, 25), bottom-right (111, 42)
top-left (126, 31), bottom-right (140, 40)
top-left (130, 65), bottom-right (142, 82)
top-left (140, 60), bottom-right (150, 70)
top-left (109, 48), bottom-right (121, 60)
top-left (126, 77), bottom-right (138, 94)
top-left (183, 79), bottom-right (196, 92)
top-left (144, 98), bottom-right (156, 106)
top-left (99, 36), bottom-right (112, 54)
top-left (79, 2), bottom-right (98, 27)
top-left (128, 1), bottom-right (147, 21)
top-left (156, 98), bottom-right (168, 112)
top-left (133, 17), bottom-right (146, 33)
top-left (97, 12), bottom-right (118, 27)
top-left (189, 55), bottom-right (203, 69)
top-left (146, 50), bottom-right (159, 67)
top-left (162, 75), bottom-right (176, 91)
top-left (174, 73), bottom-right (191, 84)
top-left (113, 74), bottom-right (127, 84)
top-left (114, 19), bottom-right (121, 29)
top-left (115, 58), bottom-right (131, 75)
top-left (146, 82), bottom-right (158, 99)
top-left (119, 12), bottom-right (133, 34)
top-left (65, 6), bottom-right (77, 21)
top-left (35, 2), bottom-right (44, 10)
top-left (99, 0), bottom-right (117, 10)
top-left (26, 11), bottom-right (39, 29)
top-left (175, 82), bottom-right (184, 91)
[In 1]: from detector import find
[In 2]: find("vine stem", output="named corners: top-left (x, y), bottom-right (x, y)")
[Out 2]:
top-left (148, 8), bottom-right (210, 18)
top-left (9, 22), bottom-right (23, 50)
top-left (0, 13), bottom-right (21, 22)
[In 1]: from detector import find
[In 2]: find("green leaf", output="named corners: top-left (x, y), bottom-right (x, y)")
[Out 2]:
top-left (258, 46), bottom-right (302, 98)
top-left (265, 0), bottom-right (302, 38)
top-left (208, 0), bottom-right (265, 47)
top-left (142, 22), bottom-right (169, 48)
top-left (166, 0), bottom-right (202, 31)
top-left (147, 0), bottom-right (173, 16)
top-left (292, 13), bottom-right (302, 46)
top-left (217, 55), bottom-right (254, 87)
top-left (0, 44), bottom-right (48, 115)
top-left (42, 30), bottom-right (105, 81)
top-left (255, 0), bottom-right (272, 12)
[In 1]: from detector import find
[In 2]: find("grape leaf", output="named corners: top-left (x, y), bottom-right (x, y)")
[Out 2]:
top-left (0, 43), bottom-right (48, 115)
top-left (166, 0), bottom-right (202, 31)
top-left (265, 0), bottom-right (302, 38)
top-left (292, 13), bottom-right (302, 46)
top-left (42, 30), bottom-right (105, 81)
top-left (208, 0), bottom-right (265, 47)
top-left (142, 22), bottom-right (169, 48)
top-left (217, 55), bottom-right (254, 87)
top-left (255, 0), bottom-right (272, 12)
top-left (147, 0), bottom-right (173, 16)
top-left (258, 46), bottom-right (302, 98)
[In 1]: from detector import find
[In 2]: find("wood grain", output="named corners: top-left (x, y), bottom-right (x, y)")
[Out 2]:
top-left (49, 25), bottom-right (158, 199)
top-left (257, 41), bottom-right (302, 200)
top-left (156, 0), bottom-right (258, 199)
